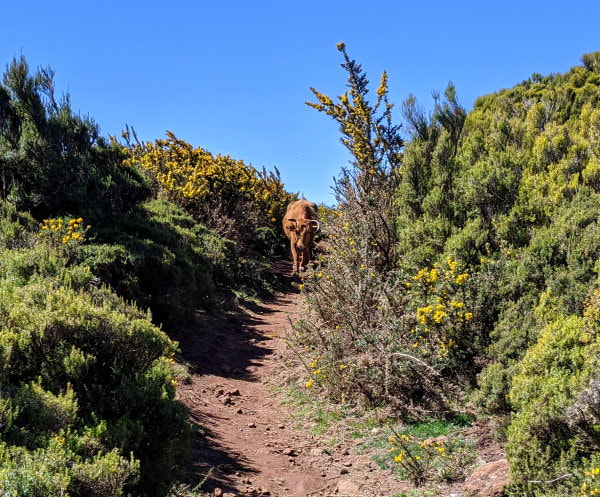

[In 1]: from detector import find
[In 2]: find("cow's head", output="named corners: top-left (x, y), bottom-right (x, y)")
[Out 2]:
top-left (286, 218), bottom-right (320, 251)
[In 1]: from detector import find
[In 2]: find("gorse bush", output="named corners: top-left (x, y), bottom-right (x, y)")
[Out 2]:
top-left (0, 205), bottom-right (190, 497)
top-left (388, 430), bottom-right (474, 486)
top-left (123, 130), bottom-right (296, 254)
top-left (406, 258), bottom-right (479, 376)
top-left (307, 42), bottom-right (402, 271)
top-left (296, 44), bottom-right (406, 407)
top-left (0, 56), bottom-right (150, 218)
top-left (294, 46), bottom-right (478, 416)
top-left (504, 286), bottom-right (600, 496)
top-left (299, 47), bottom-right (600, 494)
top-left (81, 198), bottom-right (224, 326)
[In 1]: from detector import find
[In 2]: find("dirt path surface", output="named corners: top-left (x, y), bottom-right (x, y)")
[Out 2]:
top-left (175, 264), bottom-right (374, 497)
top-left (172, 260), bottom-right (507, 497)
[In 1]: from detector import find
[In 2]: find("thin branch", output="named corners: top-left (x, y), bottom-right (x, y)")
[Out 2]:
top-left (526, 473), bottom-right (572, 485)
top-left (388, 352), bottom-right (442, 378)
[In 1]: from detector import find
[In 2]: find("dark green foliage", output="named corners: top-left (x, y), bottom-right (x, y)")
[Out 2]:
top-left (0, 199), bottom-right (37, 248)
top-left (396, 83), bottom-right (467, 269)
top-left (81, 198), bottom-right (227, 326)
top-left (80, 198), bottom-right (283, 326)
top-left (0, 56), bottom-right (151, 217)
top-left (0, 225), bottom-right (190, 496)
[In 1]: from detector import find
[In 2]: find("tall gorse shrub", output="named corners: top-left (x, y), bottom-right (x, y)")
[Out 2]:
top-left (294, 43), bottom-right (403, 406)
top-left (297, 45), bottom-right (442, 412)
top-left (294, 45), bottom-right (478, 415)
top-left (0, 57), bottom-right (150, 218)
top-left (307, 42), bottom-right (402, 271)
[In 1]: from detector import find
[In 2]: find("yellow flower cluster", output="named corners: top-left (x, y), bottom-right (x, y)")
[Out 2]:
top-left (304, 356), bottom-right (349, 389)
top-left (306, 356), bottom-right (324, 388)
top-left (410, 258), bottom-right (474, 356)
top-left (413, 257), bottom-right (469, 287)
top-left (388, 432), bottom-right (452, 483)
top-left (582, 466), bottom-right (600, 496)
top-left (413, 267), bottom-right (438, 283)
top-left (124, 132), bottom-right (295, 225)
top-left (39, 217), bottom-right (88, 245)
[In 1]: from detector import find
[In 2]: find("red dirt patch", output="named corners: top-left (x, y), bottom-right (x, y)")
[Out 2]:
top-left (173, 262), bottom-right (505, 497)
top-left (175, 267), bottom-right (337, 496)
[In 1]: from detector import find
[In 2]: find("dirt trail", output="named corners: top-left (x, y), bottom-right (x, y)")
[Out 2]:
top-left (175, 264), bottom-right (353, 497)
top-left (174, 262), bottom-right (505, 497)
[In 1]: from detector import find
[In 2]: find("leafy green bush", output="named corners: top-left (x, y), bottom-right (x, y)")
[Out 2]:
top-left (504, 294), bottom-right (600, 495)
top-left (388, 428), bottom-right (475, 486)
top-left (302, 49), bottom-right (600, 497)
top-left (0, 227), bottom-right (190, 497)
top-left (0, 57), bottom-right (151, 218)
top-left (0, 199), bottom-right (37, 249)
top-left (0, 438), bottom-right (139, 497)
top-left (80, 198), bottom-right (225, 325)
top-left (81, 197), bottom-right (283, 326)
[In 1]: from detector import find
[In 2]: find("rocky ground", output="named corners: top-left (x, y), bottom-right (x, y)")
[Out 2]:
top-left (174, 264), bottom-right (507, 497)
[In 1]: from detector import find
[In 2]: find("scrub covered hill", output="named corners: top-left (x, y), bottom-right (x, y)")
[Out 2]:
top-left (0, 56), bottom-right (296, 497)
top-left (2, 45), bottom-right (600, 497)
top-left (297, 47), bottom-right (600, 496)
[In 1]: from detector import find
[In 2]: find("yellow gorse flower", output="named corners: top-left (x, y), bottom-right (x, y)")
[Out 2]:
top-left (409, 259), bottom-right (474, 355)
top-left (39, 217), bottom-right (89, 245)
top-left (124, 131), bottom-right (295, 227)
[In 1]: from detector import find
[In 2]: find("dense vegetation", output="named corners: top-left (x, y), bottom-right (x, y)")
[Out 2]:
top-left (296, 45), bottom-right (600, 495)
top-left (3, 44), bottom-right (600, 496)
top-left (0, 56), bottom-right (295, 496)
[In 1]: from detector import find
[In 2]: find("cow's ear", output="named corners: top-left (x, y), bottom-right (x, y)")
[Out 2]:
top-left (309, 220), bottom-right (320, 232)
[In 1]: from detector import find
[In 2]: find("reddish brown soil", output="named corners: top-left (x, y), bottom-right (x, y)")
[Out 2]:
top-left (175, 264), bottom-right (344, 497)
top-left (174, 262), bottom-right (505, 497)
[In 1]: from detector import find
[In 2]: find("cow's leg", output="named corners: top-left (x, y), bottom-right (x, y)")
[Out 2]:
top-left (291, 242), bottom-right (299, 276)
top-left (300, 249), bottom-right (309, 272)
top-left (308, 235), bottom-right (316, 261)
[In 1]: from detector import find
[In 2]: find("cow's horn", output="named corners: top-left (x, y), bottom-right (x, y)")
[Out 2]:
top-left (310, 220), bottom-right (320, 231)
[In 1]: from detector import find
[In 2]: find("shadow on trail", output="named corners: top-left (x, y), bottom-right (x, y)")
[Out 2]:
top-left (172, 259), bottom-right (303, 492)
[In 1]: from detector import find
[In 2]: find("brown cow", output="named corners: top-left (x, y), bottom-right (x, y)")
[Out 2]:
top-left (282, 198), bottom-right (320, 276)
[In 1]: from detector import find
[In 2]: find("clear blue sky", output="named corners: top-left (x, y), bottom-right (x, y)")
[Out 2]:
top-left (2, 0), bottom-right (599, 205)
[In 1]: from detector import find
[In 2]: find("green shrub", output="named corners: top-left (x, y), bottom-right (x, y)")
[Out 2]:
top-left (505, 307), bottom-right (600, 495)
top-left (476, 189), bottom-right (600, 415)
top-left (0, 438), bottom-right (139, 497)
top-left (388, 427), bottom-right (475, 486)
top-left (0, 57), bottom-right (151, 218)
top-left (80, 199), bottom-right (226, 325)
top-left (0, 242), bottom-right (190, 496)
top-left (0, 200), bottom-right (37, 249)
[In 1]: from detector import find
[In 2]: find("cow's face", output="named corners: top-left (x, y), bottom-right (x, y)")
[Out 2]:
top-left (286, 218), bottom-right (320, 251)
